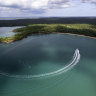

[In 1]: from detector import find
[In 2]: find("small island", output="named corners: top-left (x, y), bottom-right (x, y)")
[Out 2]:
top-left (0, 24), bottom-right (96, 43)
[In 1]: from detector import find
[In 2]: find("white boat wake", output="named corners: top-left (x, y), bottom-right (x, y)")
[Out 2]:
top-left (0, 49), bottom-right (80, 79)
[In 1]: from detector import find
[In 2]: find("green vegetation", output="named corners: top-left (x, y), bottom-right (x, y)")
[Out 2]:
top-left (0, 24), bottom-right (96, 43)
top-left (0, 17), bottom-right (96, 27)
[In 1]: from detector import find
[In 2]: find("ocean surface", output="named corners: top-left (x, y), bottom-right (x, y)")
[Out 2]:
top-left (0, 32), bottom-right (96, 96)
top-left (0, 26), bottom-right (23, 37)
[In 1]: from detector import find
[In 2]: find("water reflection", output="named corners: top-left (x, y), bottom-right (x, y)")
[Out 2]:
top-left (0, 27), bottom-right (23, 37)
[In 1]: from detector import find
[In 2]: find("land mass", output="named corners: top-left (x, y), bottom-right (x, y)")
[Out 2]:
top-left (0, 23), bottom-right (96, 43)
top-left (0, 17), bottom-right (96, 27)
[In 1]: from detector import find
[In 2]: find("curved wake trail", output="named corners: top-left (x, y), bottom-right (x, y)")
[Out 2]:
top-left (0, 49), bottom-right (80, 79)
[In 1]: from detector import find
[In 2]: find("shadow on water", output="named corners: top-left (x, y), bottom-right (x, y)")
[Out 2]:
top-left (0, 52), bottom-right (75, 96)
top-left (0, 38), bottom-right (75, 75)
top-left (0, 48), bottom-right (73, 75)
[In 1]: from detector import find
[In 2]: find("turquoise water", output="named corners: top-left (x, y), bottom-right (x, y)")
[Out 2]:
top-left (0, 34), bottom-right (96, 96)
top-left (0, 27), bottom-right (23, 37)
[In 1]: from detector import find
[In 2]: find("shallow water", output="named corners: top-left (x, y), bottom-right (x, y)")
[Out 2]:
top-left (0, 27), bottom-right (22, 37)
top-left (0, 33), bottom-right (96, 96)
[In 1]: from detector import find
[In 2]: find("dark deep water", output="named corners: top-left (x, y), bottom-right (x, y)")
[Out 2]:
top-left (0, 33), bottom-right (96, 96)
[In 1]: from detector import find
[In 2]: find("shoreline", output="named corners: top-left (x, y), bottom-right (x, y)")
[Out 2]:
top-left (0, 23), bottom-right (96, 43)
top-left (55, 32), bottom-right (96, 40)
top-left (0, 32), bottom-right (96, 44)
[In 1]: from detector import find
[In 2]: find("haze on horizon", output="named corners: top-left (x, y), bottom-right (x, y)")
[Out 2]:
top-left (0, 0), bottom-right (96, 17)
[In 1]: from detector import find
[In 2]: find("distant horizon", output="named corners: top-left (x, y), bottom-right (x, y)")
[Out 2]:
top-left (0, 16), bottom-right (96, 18)
top-left (0, 16), bottom-right (96, 21)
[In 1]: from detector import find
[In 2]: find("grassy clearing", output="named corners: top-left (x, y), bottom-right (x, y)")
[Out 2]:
top-left (0, 24), bottom-right (96, 43)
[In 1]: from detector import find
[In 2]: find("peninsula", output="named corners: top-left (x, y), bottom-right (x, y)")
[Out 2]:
top-left (0, 23), bottom-right (96, 43)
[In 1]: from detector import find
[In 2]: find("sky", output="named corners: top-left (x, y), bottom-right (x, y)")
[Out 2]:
top-left (0, 0), bottom-right (96, 17)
